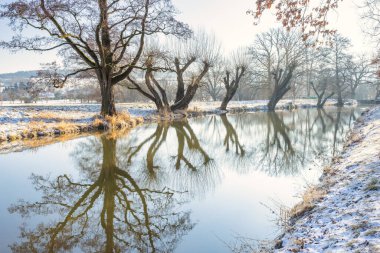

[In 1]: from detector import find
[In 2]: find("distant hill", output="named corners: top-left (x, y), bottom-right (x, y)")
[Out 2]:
top-left (0, 70), bottom-right (38, 86)
top-left (0, 70), bottom-right (38, 80)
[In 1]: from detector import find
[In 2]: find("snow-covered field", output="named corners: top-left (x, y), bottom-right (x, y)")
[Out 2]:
top-left (276, 106), bottom-right (380, 253)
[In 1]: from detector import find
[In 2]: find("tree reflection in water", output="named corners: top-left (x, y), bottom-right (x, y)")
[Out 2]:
top-left (120, 120), bottom-right (218, 197)
top-left (8, 108), bottom-right (362, 253)
top-left (200, 108), bottom-right (360, 176)
top-left (9, 135), bottom-right (194, 253)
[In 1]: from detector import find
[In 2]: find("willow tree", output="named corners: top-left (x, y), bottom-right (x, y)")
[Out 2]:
top-left (0, 0), bottom-right (190, 116)
top-left (127, 32), bottom-right (220, 114)
top-left (220, 50), bottom-right (249, 111)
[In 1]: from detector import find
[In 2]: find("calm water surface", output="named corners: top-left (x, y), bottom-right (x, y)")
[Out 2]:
top-left (0, 108), bottom-right (364, 253)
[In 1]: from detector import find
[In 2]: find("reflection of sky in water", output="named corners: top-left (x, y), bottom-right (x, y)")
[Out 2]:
top-left (0, 108), bottom-right (362, 253)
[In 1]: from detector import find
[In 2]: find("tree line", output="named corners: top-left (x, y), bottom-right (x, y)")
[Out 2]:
top-left (1, 0), bottom-right (379, 115)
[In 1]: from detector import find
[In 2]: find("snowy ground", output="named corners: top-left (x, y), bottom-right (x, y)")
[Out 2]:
top-left (275, 106), bottom-right (380, 253)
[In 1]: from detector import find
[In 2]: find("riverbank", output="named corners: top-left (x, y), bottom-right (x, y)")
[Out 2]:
top-left (275, 106), bottom-right (380, 252)
top-left (0, 99), bottom-right (355, 153)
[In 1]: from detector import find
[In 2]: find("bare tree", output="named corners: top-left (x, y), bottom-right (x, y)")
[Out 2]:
top-left (311, 80), bottom-right (335, 108)
top-left (344, 55), bottom-right (372, 99)
top-left (201, 62), bottom-right (224, 101)
top-left (309, 50), bottom-right (335, 108)
top-left (127, 32), bottom-right (221, 114)
top-left (220, 50), bottom-right (249, 110)
top-left (330, 34), bottom-right (351, 106)
top-left (360, 0), bottom-right (380, 40)
top-left (0, 0), bottom-right (190, 116)
top-left (249, 28), bottom-right (305, 111)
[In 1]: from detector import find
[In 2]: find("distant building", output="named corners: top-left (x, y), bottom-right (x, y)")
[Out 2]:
top-left (0, 83), bottom-right (5, 93)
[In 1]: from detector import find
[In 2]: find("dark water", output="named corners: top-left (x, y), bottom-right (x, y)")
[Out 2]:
top-left (0, 108), bottom-right (364, 253)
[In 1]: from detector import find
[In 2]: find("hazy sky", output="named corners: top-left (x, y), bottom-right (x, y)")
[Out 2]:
top-left (0, 0), bottom-right (373, 74)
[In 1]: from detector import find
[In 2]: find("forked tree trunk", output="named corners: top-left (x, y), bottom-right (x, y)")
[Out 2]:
top-left (171, 85), bottom-right (199, 111)
top-left (171, 64), bottom-right (210, 111)
top-left (220, 67), bottom-right (246, 111)
top-left (267, 65), bottom-right (295, 111)
top-left (317, 92), bottom-right (334, 108)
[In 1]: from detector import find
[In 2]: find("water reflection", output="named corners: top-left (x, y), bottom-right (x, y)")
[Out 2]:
top-left (9, 135), bottom-right (194, 253)
top-left (120, 121), bottom-right (218, 196)
top-left (200, 108), bottom-right (358, 176)
top-left (7, 108), bottom-right (362, 253)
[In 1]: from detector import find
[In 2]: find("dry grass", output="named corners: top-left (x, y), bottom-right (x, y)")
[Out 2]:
top-left (365, 178), bottom-right (379, 191)
top-left (345, 132), bottom-right (363, 147)
top-left (351, 221), bottom-right (368, 231)
top-left (54, 121), bottom-right (80, 133)
top-left (0, 112), bottom-right (143, 149)
top-left (27, 121), bottom-right (46, 132)
top-left (92, 118), bottom-right (104, 129)
top-left (24, 121), bottom-right (80, 136)
top-left (105, 112), bottom-right (131, 129)
top-left (364, 228), bottom-right (379, 236)
top-left (107, 113), bottom-right (143, 129)
top-left (289, 186), bottom-right (327, 220)
top-left (7, 133), bottom-right (19, 141)
top-left (323, 165), bottom-right (335, 175)
top-left (31, 111), bottom-right (58, 120)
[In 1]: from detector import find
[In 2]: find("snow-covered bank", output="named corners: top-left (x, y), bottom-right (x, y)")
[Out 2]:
top-left (275, 106), bottom-right (380, 253)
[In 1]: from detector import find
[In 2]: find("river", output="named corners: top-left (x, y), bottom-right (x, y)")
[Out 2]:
top-left (0, 107), bottom-right (364, 253)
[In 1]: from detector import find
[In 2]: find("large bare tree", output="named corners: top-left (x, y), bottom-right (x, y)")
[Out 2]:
top-left (345, 55), bottom-right (372, 99)
top-left (249, 28), bottom-right (305, 111)
top-left (0, 0), bottom-right (190, 116)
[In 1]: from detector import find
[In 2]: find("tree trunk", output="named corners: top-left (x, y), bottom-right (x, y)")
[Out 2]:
top-left (220, 99), bottom-right (228, 111)
top-left (157, 104), bottom-right (171, 115)
top-left (171, 86), bottom-right (198, 111)
top-left (220, 88), bottom-right (237, 111)
top-left (100, 82), bottom-right (117, 116)
top-left (212, 93), bottom-right (218, 102)
top-left (268, 95), bottom-right (280, 111)
top-left (317, 95), bottom-right (323, 108)
top-left (336, 89), bottom-right (344, 107)
top-left (351, 89), bottom-right (356, 99)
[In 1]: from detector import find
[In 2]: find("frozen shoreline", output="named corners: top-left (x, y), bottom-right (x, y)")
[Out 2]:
top-left (275, 106), bottom-right (380, 253)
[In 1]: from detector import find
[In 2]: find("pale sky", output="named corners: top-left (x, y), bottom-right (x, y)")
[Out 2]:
top-left (0, 0), bottom-right (374, 74)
